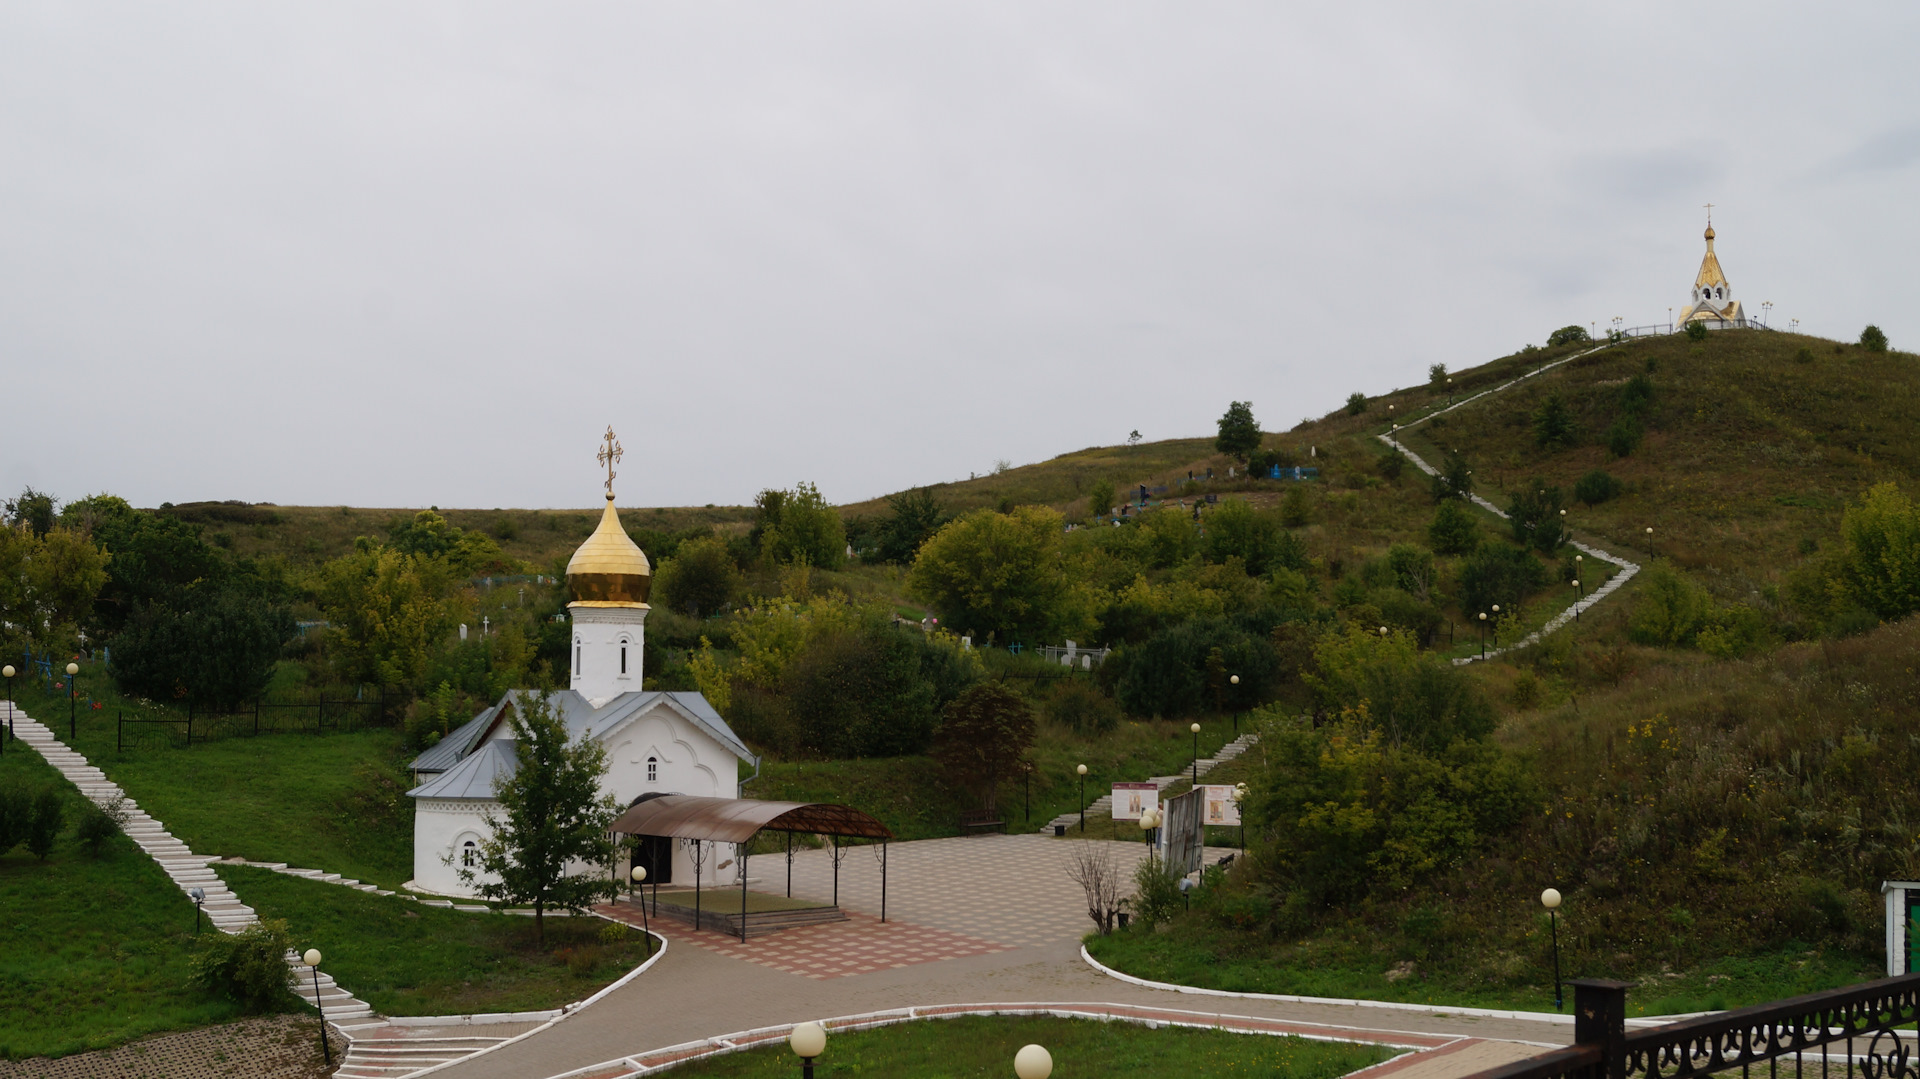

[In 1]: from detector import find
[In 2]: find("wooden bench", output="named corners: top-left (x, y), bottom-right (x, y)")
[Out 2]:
top-left (959, 810), bottom-right (1004, 835)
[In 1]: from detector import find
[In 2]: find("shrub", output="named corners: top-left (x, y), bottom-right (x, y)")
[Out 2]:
top-left (0, 784), bottom-right (28, 855)
top-left (1428, 363), bottom-right (1448, 390)
top-left (1458, 544), bottom-right (1547, 617)
top-left (931, 682), bottom-right (1036, 812)
top-left (1344, 392), bottom-right (1368, 416)
top-left (1306, 625), bottom-right (1494, 751)
top-left (1042, 678), bottom-right (1120, 735)
top-left (1628, 566), bottom-right (1709, 647)
top-left (1511, 671), bottom-right (1540, 709)
top-left (1427, 499), bottom-right (1480, 556)
top-left (1795, 347), bottom-right (1815, 364)
top-left (1376, 452), bottom-right (1404, 481)
top-left (1130, 857), bottom-right (1184, 927)
top-left (783, 621), bottom-right (939, 758)
top-left (189, 918), bottom-right (296, 1012)
top-left (1385, 544), bottom-right (1435, 598)
top-left (25, 786), bottom-right (62, 861)
top-left (1606, 415), bottom-right (1643, 458)
top-left (1202, 499), bottom-right (1288, 576)
top-left (1532, 394), bottom-right (1575, 449)
top-left (1685, 319), bottom-right (1709, 342)
top-left (1429, 452), bottom-right (1473, 503)
top-left (909, 506), bottom-right (1070, 644)
top-left (76, 795), bottom-right (127, 856)
top-left (654, 537), bottom-right (741, 617)
top-left (755, 482), bottom-right (846, 570)
top-left (1861, 325), bottom-right (1889, 352)
top-left (1506, 483), bottom-right (1567, 553)
top-left (1104, 617), bottom-right (1277, 718)
top-left (1279, 485), bottom-right (1312, 529)
top-left (1619, 373), bottom-right (1654, 417)
top-left (1574, 470), bottom-right (1621, 505)
top-left (1833, 482), bottom-right (1920, 621)
top-left (1086, 479), bottom-right (1115, 520)
top-left (1547, 325), bottom-right (1590, 347)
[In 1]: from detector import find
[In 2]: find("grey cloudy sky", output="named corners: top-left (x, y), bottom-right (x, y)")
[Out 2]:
top-left (4, 3), bottom-right (1915, 512)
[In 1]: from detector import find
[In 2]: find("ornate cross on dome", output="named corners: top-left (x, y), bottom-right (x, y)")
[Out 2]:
top-left (596, 426), bottom-right (623, 498)
top-left (1703, 202), bottom-right (1714, 224)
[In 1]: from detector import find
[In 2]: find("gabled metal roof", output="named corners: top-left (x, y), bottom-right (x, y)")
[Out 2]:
top-left (408, 707), bottom-right (497, 775)
top-left (406, 739), bottom-right (518, 800)
top-left (608, 794), bottom-right (892, 844)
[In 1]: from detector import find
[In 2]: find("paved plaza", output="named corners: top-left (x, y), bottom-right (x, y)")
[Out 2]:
top-left (428, 834), bottom-right (1569, 1079)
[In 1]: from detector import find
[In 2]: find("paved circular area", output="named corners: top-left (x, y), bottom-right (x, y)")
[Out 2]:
top-left (601, 908), bottom-right (1012, 979)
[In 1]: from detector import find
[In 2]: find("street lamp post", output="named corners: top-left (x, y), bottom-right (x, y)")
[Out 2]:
top-left (1478, 612), bottom-right (1488, 658)
top-left (1446, 376), bottom-right (1453, 406)
top-left (1646, 526), bottom-right (1655, 559)
top-left (189, 887), bottom-right (206, 933)
top-left (1571, 580), bottom-right (1582, 619)
top-left (1189, 723), bottom-right (1201, 786)
top-left (1015, 1043), bottom-right (1054, 1079)
top-left (1229, 674), bottom-right (1240, 734)
top-left (631, 866), bottom-right (651, 955)
top-left (1558, 508), bottom-right (1568, 547)
top-left (66, 662), bottom-right (79, 741)
top-left (303, 949), bottom-right (331, 1067)
top-left (1075, 764), bottom-right (1088, 832)
top-left (1541, 889), bottom-right (1564, 1010)
top-left (1139, 807), bottom-right (1160, 866)
top-left (790, 1021), bottom-right (827, 1079)
top-left (1490, 605), bottom-right (1501, 647)
top-left (2, 664), bottom-right (13, 752)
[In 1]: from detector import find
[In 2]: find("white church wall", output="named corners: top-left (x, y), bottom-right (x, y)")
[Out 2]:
top-left (570, 607), bottom-right (648, 704)
top-left (412, 799), bottom-right (498, 898)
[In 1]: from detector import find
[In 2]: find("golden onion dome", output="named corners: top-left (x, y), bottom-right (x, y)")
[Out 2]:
top-left (566, 496), bottom-right (651, 607)
top-left (1704, 225), bottom-right (1715, 241)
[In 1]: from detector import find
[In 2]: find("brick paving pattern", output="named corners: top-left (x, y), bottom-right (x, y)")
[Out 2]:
top-left (596, 906), bottom-right (1008, 978)
top-left (0, 1015), bottom-right (335, 1079)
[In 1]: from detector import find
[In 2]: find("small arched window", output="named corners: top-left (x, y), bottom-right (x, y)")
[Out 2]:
top-left (461, 839), bottom-right (478, 867)
top-left (620, 642), bottom-right (628, 675)
top-left (647, 756), bottom-right (658, 783)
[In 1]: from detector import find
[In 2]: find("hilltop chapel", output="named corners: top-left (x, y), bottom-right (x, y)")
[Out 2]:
top-left (1676, 213), bottom-right (1747, 329)
top-left (405, 431), bottom-right (756, 898)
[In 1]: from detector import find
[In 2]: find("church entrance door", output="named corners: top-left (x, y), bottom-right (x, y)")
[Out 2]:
top-left (633, 834), bottom-right (673, 885)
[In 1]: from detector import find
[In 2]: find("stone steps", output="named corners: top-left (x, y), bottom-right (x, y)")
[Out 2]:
top-left (7, 706), bottom-right (383, 1025)
top-left (1040, 733), bottom-right (1261, 832)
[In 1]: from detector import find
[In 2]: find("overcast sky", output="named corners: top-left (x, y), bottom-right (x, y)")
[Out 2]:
top-left (4, 3), bottom-right (1915, 512)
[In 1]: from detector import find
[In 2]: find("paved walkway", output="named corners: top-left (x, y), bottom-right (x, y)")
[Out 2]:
top-left (1376, 342), bottom-right (1643, 665)
top-left (0, 1014), bottom-right (334, 1079)
top-left (425, 835), bottom-right (1570, 1079)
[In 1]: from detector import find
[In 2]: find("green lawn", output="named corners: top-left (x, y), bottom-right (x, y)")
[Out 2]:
top-left (652, 1015), bottom-right (1392, 1078)
top-left (1085, 924), bottom-right (1881, 1017)
top-left (0, 747), bottom-right (248, 1060)
top-left (219, 866), bottom-right (655, 1016)
top-left (9, 676), bottom-right (416, 888)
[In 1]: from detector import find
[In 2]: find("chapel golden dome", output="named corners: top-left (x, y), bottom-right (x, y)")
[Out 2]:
top-left (566, 495), bottom-right (651, 607)
top-left (1704, 225), bottom-right (1716, 241)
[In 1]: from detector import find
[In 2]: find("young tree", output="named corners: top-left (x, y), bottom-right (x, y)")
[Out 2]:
top-left (1214, 401), bottom-right (1262, 462)
top-left (1427, 498), bottom-right (1480, 555)
top-left (1834, 482), bottom-right (1920, 620)
top-left (1085, 479), bottom-right (1116, 521)
top-left (873, 488), bottom-right (949, 565)
top-left (316, 546), bottom-right (452, 694)
top-left (655, 536), bottom-right (741, 616)
top-left (1344, 393), bottom-right (1368, 416)
top-left (1428, 363), bottom-right (1448, 391)
top-left (931, 682), bottom-right (1035, 813)
top-left (1532, 393), bottom-right (1575, 449)
top-left (460, 692), bottom-right (622, 945)
top-left (1860, 325), bottom-right (1890, 353)
top-left (1429, 452), bottom-right (1474, 503)
top-left (757, 482), bottom-right (846, 570)
top-left (0, 523), bottom-right (110, 656)
top-left (1507, 483), bottom-right (1568, 553)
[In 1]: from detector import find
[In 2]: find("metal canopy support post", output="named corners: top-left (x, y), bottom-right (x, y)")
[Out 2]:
top-left (786, 831), bottom-right (794, 898)
top-left (881, 841), bottom-right (888, 923)
top-left (832, 834), bottom-right (839, 908)
top-left (738, 842), bottom-right (749, 944)
top-left (693, 839), bottom-right (701, 932)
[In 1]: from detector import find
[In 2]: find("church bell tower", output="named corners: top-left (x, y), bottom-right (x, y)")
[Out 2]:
top-left (566, 428), bottom-right (651, 706)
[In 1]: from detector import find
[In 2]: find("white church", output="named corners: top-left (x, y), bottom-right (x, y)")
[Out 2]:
top-left (405, 473), bottom-right (757, 898)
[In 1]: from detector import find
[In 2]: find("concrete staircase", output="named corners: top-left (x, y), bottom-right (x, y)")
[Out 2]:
top-left (330, 1022), bottom-right (522, 1079)
top-left (3, 703), bottom-right (377, 1021)
top-left (1041, 731), bottom-right (1259, 833)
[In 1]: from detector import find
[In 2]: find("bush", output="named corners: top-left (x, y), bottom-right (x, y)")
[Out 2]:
top-left (783, 621), bottom-right (939, 758)
top-left (25, 786), bottom-right (63, 861)
top-left (1574, 470), bottom-right (1621, 505)
top-left (1547, 325), bottom-right (1590, 347)
top-left (1619, 373), bottom-right (1655, 417)
top-left (1427, 499), bottom-right (1480, 555)
top-left (0, 783), bottom-right (28, 856)
top-left (1506, 483), bottom-right (1567, 553)
top-left (1685, 319), bottom-right (1709, 342)
top-left (1833, 483), bottom-right (1920, 621)
top-left (1376, 452), bottom-right (1404, 481)
top-left (1344, 392), bottom-right (1368, 416)
top-left (1043, 679), bottom-right (1121, 735)
top-left (1795, 347), bottom-right (1816, 364)
top-left (654, 537), bottom-right (741, 617)
top-left (1606, 415), bottom-right (1643, 458)
top-left (1428, 363), bottom-right (1448, 390)
top-left (110, 584), bottom-right (295, 710)
top-left (1130, 857), bottom-right (1184, 927)
top-left (1086, 479), bottom-right (1115, 520)
top-left (1429, 452), bottom-right (1473, 503)
top-left (1628, 566), bottom-right (1710, 647)
top-left (189, 918), bottom-right (296, 1012)
top-left (1306, 625), bottom-right (1494, 751)
top-left (76, 795), bottom-right (127, 856)
top-left (1202, 499), bottom-right (1294, 576)
top-left (1279, 485), bottom-right (1311, 528)
top-left (1458, 544), bottom-right (1547, 617)
top-left (1861, 325), bottom-right (1889, 352)
top-left (1105, 617), bottom-right (1277, 718)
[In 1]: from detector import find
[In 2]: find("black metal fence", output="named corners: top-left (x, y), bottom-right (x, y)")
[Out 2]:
top-left (115, 690), bottom-right (386, 751)
top-left (1467, 976), bottom-right (1920, 1079)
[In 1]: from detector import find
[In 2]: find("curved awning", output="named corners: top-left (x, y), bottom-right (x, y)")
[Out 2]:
top-left (608, 795), bottom-right (893, 844)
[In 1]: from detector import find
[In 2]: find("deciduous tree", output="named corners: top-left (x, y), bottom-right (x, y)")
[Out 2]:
top-left (1214, 401), bottom-right (1262, 462)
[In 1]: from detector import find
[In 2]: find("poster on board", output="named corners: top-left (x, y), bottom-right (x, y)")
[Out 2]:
top-left (1111, 782), bottom-right (1158, 822)
top-left (1202, 785), bottom-right (1242, 827)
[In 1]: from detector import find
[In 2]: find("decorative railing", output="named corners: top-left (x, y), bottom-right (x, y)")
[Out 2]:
top-left (1467, 978), bottom-right (1920, 1079)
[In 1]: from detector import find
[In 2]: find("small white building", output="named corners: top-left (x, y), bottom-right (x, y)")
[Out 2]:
top-left (405, 492), bottom-right (756, 898)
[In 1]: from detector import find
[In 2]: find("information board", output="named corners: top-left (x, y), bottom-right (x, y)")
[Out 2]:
top-left (1110, 782), bottom-right (1158, 822)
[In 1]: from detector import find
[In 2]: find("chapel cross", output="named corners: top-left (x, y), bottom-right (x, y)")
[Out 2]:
top-left (596, 426), bottom-right (624, 498)
top-left (1703, 202), bottom-right (1714, 225)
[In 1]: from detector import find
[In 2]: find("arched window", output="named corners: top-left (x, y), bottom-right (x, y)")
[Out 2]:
top-left (647, 756), bottom-right (658, 783)
top-left (620, 641), bottom-right (628, 675)
top-left (1715, 287), bottom-right (1723, 299)
top-left (574, 639), bottom-right (582, 676)
top-left (461, 839), bottom-right (478, 867)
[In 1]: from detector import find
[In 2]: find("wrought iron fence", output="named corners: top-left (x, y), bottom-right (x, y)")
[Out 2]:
top-left (1466, 976), bottom-right (1920, 1079)
top-left (115, 689), bottom-right (386, 751)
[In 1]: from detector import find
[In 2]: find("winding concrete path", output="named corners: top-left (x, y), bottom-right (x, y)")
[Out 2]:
top-left (1378, 343), bottom-right (1642, 664)
top-left (420, 834), bottom-right (1574, 1079)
